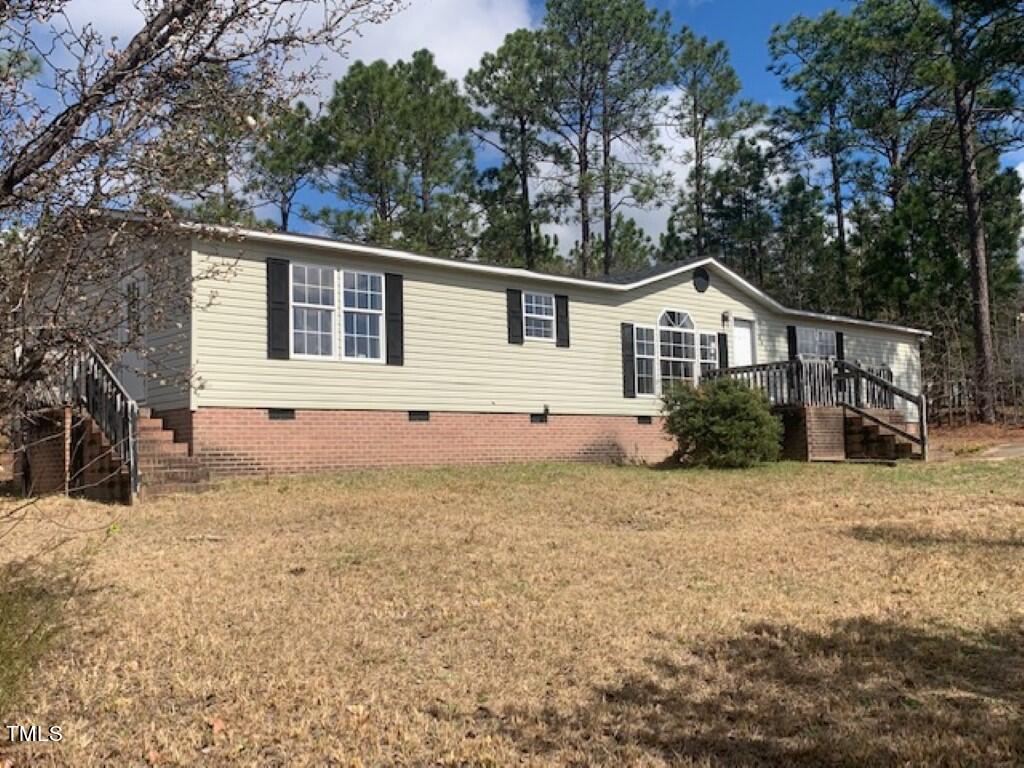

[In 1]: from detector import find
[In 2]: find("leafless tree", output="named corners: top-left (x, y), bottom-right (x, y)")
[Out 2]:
top-left (0, 0), bottom-right (401, 434)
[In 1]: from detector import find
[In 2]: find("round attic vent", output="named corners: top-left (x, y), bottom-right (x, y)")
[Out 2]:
top-left (693, 266), bottom-right (711, 293)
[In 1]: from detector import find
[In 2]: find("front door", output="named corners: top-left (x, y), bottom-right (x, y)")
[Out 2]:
top-left (733, 320), bottom-right (755, 367)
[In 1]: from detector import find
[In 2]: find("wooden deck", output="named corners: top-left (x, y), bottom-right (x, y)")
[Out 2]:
top-left (706, 358), bottom-right (928, 462)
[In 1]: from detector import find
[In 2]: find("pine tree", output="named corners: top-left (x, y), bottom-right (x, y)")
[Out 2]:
top-left (769, 11), bottom-right (855, 305)
top-left (394, 50), bottom-right (477, 258)
top-left (670, 30), bottom-right (763, 260)
top-left (592, 214), bottom-right (657, 274)
top-left (247, 101), bottom-right (317, 232)
top-left (542, 0), bottom-right (673, 276)
top-left (313, 59), bottom-right (407, 242)
top-left (466, 29), bottom-right (555, 269)
top-left (934, 0), bottom-right (1024, 421)
top-left (313, 52), bottom-right (476, 256)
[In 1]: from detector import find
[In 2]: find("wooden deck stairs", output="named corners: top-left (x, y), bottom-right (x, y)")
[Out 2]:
top-left (708, 357), bottom-right (928, 463)
top-left (844, 410), bottom-right (922, 460)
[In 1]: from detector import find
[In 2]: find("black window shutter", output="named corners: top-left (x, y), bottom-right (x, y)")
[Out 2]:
top-left (835, 331), bottom-right (845, 360)
top-left (621, 323), bottom-right (636, 399)
top-left (507, 289), bottom-right (523, 344)
top-left (555, 295), bottom-right (570, 347)
top-left (786, 325), bottom-right (798, 360)
top-left (717, 332), bottom-right (729, 369)
top-left (266, 258), bottom-right (290, 360)
top-left (385, 273), bottom-right (404, 366)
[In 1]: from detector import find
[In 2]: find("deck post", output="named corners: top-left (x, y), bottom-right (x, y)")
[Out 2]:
top-left (918, 394), bottom-right (929, 462)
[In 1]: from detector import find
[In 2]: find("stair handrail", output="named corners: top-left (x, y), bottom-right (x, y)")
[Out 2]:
top-left (69, 346), bottom-right (140, 495)
top-left (835, 359), bottom-right (928, 461)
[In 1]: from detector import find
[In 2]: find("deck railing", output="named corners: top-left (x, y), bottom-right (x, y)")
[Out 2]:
top-left (707, 357), bottom-right (927, 460)
top-left (67, 347), bottom-right (140, 494)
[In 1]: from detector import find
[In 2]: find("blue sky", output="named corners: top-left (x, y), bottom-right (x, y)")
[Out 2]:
top-left (620, 0), bottom-right (842, 108)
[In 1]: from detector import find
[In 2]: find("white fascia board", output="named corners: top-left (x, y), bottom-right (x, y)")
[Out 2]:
top-left (189, 223), bottom-right (932, 338)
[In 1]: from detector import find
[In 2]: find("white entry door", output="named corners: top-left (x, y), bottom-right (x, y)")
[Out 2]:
top-left (733, 320), bottom-right (755, 367)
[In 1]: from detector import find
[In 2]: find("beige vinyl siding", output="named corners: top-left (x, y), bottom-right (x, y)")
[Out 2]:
top-left (782, 319), bottom-right (922, 419)
top-left (143, 242), bottom-right (193, 411)
top-left (190, 237), bottom-right (923, 417)
top-left (844, 329), bottom-right (921, 419)
top-left (144, 312), bottom-right (191, 410)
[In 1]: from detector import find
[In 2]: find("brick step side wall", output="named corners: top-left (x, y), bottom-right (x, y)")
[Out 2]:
top-left (778, 405), bottom-right (921, 462)
top-left (157, 408), bottom-right (678, 477)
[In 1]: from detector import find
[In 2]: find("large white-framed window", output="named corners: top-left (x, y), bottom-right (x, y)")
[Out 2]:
top-left (289, 263), bottom-right (385, 362)
top-left (523, 291), bottom-right (555, 340)
top-left (797, 326), bottom-right (837, 358)
top-left (634, 326), bottom-right (656, 396)
top-left (659, 310), bottom-right (696, 391)
top-left (699, 333), bottom-right (719, 375)
top-left (291, 264), bottom-right (336, 358)
top-left (342, 270), bottom-right (384, 361)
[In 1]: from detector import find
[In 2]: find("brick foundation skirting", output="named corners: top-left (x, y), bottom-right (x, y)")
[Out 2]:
top-left (174, 407), bottom-right (676, 476)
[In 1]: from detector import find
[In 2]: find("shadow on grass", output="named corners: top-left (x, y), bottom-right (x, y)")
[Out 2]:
top-left (495, 618), bottom-right (1024, 766)
top-left (0, 559), bottom-right (88, 720)
top-left (850, 523), bottom-right (1024, 549)
top-left (0, 479), bottom-right (21, 500)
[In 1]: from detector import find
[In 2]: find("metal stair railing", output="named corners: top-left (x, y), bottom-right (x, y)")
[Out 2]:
top-left (67, 347), bottom-right (140, 494)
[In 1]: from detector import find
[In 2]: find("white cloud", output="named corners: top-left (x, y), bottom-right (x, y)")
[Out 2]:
top-left (341, 0), bottom-right (533, 81)
top-left (60, 0), bottom-right (534, 102)
top-left (294, 0), bottom-right (534, 104)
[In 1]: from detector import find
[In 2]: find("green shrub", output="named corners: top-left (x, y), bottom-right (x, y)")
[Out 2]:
top-left (662, 377), bottom-right (782, 468)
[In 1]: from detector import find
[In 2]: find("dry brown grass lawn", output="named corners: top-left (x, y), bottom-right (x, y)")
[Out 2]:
top-left (931, 422), bottom-right (1024, 456)
top-left (2, 460), bottom-right (1023, 767)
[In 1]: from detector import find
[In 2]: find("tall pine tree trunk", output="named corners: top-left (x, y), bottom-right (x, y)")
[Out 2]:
top-left (954, 80), bottom-right (996, 423)
top-left (579, 124), bottom-right (591, 277)
top-left (692, 114), bottom-right (706, 259)
top-left (518, 120), bottom-right (534, 270)
top-left (280, 197), bottom-right (290, 232)
top-left (826, 105), bottom-right (847, 299)
top-left (601, 137), bottom-right (613, 275)
top-left (601, 85), bottom-right (613, 276)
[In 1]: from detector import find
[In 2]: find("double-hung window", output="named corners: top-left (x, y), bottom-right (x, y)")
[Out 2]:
top-left (343, 271), bottom-right (384, 360)
top-left (797, 327), bottom-right (837, 358)
top-left (292, 265), bottom-right (335, 357)
top-left (635, 327), bottom-right (656, 395)
top-left (659, 311), bottom-right (696, 390)
top-left (699, 333), bottom-right (718, 375)
top-left (290, 264), bottom-right (385, 361)
top-left (523, 292), bottom-right (555, 340)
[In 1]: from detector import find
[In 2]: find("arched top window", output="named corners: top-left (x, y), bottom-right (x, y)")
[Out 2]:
top-left (658, 310), bottom-right (696, 390)
top-left (659, 310), bottom-right (693, 330)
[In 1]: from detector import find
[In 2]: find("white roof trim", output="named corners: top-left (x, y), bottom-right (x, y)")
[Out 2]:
top-left (190, 223), bottom-right (931, 338)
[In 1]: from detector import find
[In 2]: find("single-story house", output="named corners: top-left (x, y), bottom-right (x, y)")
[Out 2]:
top-left (126, 225), bottom-right (928, 477)
top-left (14, 223), bottom-right (930, 502)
